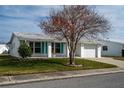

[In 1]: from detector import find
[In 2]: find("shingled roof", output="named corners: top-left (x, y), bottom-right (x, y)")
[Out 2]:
top-left (13, 32), bottom-right (53, 40)
top-left (9, 32), bottom-right (102, 44)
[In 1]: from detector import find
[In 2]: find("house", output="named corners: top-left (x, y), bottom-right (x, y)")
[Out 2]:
top-left (9, 32), bottom-right (102, 58)
top-left (0, 44), bottom-right (9, 54)
top-left (101, 40), bottom-right (124, 57)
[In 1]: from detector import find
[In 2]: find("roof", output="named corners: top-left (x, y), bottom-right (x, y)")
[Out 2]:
top-left (10, 32), bottom-right (102, 44)
top-left (98, 39), bottom-right (124, 45)
top-left (13, 32), bottom-right (53, 40)
top-left (9, 32), bottom-right (66, 43)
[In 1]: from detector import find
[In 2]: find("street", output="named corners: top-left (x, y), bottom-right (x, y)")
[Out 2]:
top-left (1, 72), bottom-right (124, 88)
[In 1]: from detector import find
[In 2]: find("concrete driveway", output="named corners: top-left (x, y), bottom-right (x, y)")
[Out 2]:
top-left (88, 57), bottom-right (124, 68)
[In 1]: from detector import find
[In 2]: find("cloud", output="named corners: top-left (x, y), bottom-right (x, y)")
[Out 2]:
top-left (0, 5), bottom-right (60, 18)
top-left (0, 5), bottom-right (124, 43)
top-left (96, 5), bottom-right (124, 41)
top-left (0, 5), bottom-right (61, 42)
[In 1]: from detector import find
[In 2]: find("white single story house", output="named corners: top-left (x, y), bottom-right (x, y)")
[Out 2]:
top-left (0, 44), bottom-right (9, 54)
top-left (9, 32), bottom-right (124, 58)
top-left (9, 32), bottom-right (102, 58)
top-left (101, 40), bottom-right (124, 57)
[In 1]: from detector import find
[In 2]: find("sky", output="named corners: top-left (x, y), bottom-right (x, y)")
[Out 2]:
top-left (0, 5), bottom-right (124, 43)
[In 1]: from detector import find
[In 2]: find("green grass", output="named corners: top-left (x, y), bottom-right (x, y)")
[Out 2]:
top-left (113, 57), bottom-right (124, 61)
top-left (0, 55), bottom-right (117, 76)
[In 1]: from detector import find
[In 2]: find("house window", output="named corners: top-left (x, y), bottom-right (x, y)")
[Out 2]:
top-left (29, 42), bottom-right (33, 52)
top-left (52, 43), bottom-right (54, 53)
top-left (55, 43), bottom-right (60, 53)
top-left (102, 46), bottom-right (108, 51)
top-left (20, 40), bottom-right (25, 44)
top-left (35, 42), bottom-right (41, 53)
top-left (52, 43), bottom-right (64, 54)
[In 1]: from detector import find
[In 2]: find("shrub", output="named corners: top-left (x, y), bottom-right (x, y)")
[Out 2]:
top-left (18, 42), bottom-right (32, 58)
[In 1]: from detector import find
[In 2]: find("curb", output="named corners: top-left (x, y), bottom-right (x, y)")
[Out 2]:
top-left (0, 69), bottom-right (124, 86)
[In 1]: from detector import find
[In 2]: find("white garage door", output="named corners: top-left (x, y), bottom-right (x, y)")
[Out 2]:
top-left (84, 45), bottom-right (96, 58)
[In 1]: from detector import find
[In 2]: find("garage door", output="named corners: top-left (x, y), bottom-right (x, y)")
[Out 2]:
top-left (84, 45), bottom-right (96, 58)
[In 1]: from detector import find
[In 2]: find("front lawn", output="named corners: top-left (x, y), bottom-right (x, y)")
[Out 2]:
top-left (0, 55), bottom-right (117, 76)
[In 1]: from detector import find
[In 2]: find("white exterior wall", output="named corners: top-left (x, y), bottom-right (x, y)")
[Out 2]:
top-left (80, 44), bottom-right (85, 58)
top-left (48, 42), bottom-right (52, 58)
top-left (75, 43), bottom-right (81, 57)
top-left (10, 36), bottom-right (20, 57)
top-left (101, 41), bottom-right (124, 57)
top-left (96, 45), bottom-right (101, 58)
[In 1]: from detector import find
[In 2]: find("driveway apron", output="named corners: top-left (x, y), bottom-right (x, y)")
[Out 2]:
top-left (88, 57), bottom-right (124, 68)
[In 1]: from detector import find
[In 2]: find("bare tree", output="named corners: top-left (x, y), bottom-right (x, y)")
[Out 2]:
top-left (40, 5), bottom-right (110, 66)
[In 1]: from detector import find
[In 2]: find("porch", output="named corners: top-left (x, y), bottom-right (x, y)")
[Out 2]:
top-left (24, 40), bottom-right (101, 58)
top-left (27, 41), bottom-right (69, 58)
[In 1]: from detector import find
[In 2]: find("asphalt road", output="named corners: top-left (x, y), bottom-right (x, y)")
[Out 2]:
top-left (1, 72), bottom-right (124, 88)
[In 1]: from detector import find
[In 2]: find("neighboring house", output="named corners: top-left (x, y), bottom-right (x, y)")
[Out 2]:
top-left (9, 32), bottom-right (102, 58)
top-left (0, 44), bottom-right (9, 54)
top-left (101, 40), bottom-right (124, 57)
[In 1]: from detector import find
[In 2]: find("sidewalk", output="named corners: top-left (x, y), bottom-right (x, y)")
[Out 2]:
top-left (0, 68), bottom-right (124, 86)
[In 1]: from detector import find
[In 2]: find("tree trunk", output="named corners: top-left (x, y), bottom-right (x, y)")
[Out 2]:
top-left (69, 50), bottom-right (75, 65)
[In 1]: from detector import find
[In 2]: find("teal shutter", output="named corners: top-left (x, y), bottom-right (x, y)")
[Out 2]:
top-left (45, 42), bottom-right (48, 54)
top-left (40, 43), bottom-right (42, 54)
top-left (60, 43), bottom-right (64, 53)
top-left (41, 42), bottom-right (48, 54)
top-left (41, 42), bottom-right (44, 54)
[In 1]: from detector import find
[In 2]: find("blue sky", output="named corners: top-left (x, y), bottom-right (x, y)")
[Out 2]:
top-left (0, 5), bottom-right (124, 43)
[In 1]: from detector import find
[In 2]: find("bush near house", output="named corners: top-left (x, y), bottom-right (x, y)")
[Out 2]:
top-left (18, 42), bottom-right (32, 58)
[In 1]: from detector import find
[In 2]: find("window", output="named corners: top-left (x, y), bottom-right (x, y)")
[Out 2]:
top-left (35, 42), bottom-right (41, 53)
top-left (55, 43), bottom-right (60, 53)
top-left (29, 42), bottom-right (48, 54)
top-left (102, 46), bottom-right (108, 51)
top-left (20, 40), bottom-right (25, 44)
top-left (29, 42), bottom-right (33, 52)
top-left (52, 43), bottom-right (64, 53)
top-left (52, 43), bottom-right (54, 53)
top-left (41, 42), bottom-right (44, 53)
